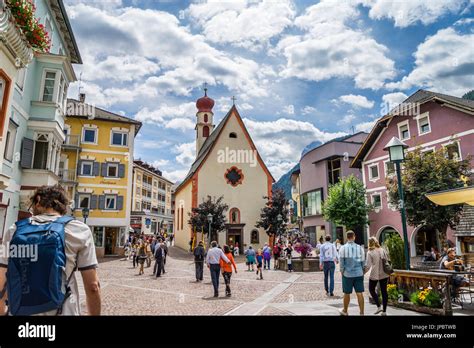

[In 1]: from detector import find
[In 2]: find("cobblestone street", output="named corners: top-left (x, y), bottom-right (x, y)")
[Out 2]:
top-left (77, 247), bottom-right (440, 316)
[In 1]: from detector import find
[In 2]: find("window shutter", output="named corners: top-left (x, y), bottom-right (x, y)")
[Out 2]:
top-left (118, 164), bottom-right (125, 178)
top-left (117, 195), bottom-right (124, 211)
top-left (93, 162), bottom-right (100, 176)
top-left (77, 160), bottom-right (82, 175)
top-left (98, 195), bottom-right (105, 210)
top-left (20, 138), bottom-right (34, 168)
top-left (90, 195), bottom-right (98, 209)
top-left (101, 162), bottom-right (107, 177)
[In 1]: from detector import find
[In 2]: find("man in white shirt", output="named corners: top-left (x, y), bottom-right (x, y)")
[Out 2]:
top-left (206, 241), bottom-right (230, 297)
top-left (319, 235), bottom-right (339, 296)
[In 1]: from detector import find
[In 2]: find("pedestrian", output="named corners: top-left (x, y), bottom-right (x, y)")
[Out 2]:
top-left (339, 230), bottom-right (365, 316)
top-left (170, 233), bottom-right (174, 246)
top-left (319, 235), bottom-right (339, 296)
top-left (234, 242), bottom-right (240, 256)
top-left (262, 243), bottom-right (272, 270)
top-left (154, 240), bottom-right (164, 278)
top-left (220, 245), bottom-right (238, 296)
top-left (0, 185), bottom-right (101, 315)
top-left (145, 241), bottom-right (153, 268)
top-left (161, 241), bottom-right (168, 273)
top-left (137, 242), bottom-right (147, 275)
top-left (206, 241), bottom-right (230, 297)
top-left (189, 238), bottom-right (193, 252)
top-left (335, 239), bottom-right (342, 253)
top-left (193, 241), bottom-right (206, 282)
top-left (131, 242), bottom-right (138, 267)
top-left (256, 249), bottom-right (264, 280)
top-left (273, 243), bottom-right (281, 269)
top-left (285, 244), bottom-right (293, 272)
top-left (244, 245), bottom-right (256, 271)
top-left (365, 237), bottom-right (390, 316)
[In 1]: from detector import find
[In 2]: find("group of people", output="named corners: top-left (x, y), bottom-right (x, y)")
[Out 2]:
top-left (125, 236), bottom-right (169, 277)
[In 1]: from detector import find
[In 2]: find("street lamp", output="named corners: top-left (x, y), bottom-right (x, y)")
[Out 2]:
top-left (277, 213), bottom-right (283, 242)
top-left (207, 213), bottom-right (213, 248)
top-left (82, 207), bottom-right (90, 225)
top-left (384, 136), bottom-right (410, 270)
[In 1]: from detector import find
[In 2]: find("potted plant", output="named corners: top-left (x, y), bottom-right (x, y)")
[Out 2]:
top-left (294, 240), bottom-right (313, 271)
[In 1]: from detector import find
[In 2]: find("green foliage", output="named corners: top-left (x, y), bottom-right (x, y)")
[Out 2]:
top-left (410, 288), bottom-right (442, 308)
top-left (383, 234), bottom-right (405, 270)
top-left (386, 148), bottom-right (471, 243)
top-left (462, 90), bottom-right (474, 100)
top-left (256, 189), bottom-right (289, 237)
top-left (322, 174), bottom-right (372, 230)
top-left (188, 195), bottom-right (228, 236)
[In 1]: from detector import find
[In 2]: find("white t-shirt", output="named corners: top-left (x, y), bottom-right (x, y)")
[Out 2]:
top-left (0, 214), bottom-right (98, 315)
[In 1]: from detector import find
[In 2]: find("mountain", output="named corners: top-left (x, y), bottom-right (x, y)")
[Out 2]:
top-left (301, 140), bottom-right (322, 157)
top-left (273, 163), bottom-right (299, 200)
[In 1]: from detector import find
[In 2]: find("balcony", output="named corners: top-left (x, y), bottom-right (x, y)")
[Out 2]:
top-left (142, 182), bottom-right (152, 191)
top-left (62, 134), bottom-right (81, 150)
top-left (59, 168), bottom-right (77, 184)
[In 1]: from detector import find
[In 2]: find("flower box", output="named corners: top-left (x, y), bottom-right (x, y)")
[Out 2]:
top-left (388, 300), bottom-right (450, 316)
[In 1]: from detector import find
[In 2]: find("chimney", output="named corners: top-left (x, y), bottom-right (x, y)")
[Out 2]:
top-left (79, 93), bottom-right (86, 103)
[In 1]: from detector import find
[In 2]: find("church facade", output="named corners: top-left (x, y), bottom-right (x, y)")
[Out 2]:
top-left (173, 90), bottom-right (274, 252)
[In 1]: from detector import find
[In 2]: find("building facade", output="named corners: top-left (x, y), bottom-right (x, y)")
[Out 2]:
top-left (297, 132), bottom-right (368, 246)
top-left (0, 0), bottom-right (81, 238)
top-left (130, 160), bottom-right (174, 236)
top-left (61, 98), bottom-right (141, 258)
top-left (173, 90), bottom-right (274, 253)
top-left (351, 90), bottom-right (474, 257)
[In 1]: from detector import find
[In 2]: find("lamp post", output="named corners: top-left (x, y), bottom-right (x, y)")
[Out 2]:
top-left (384, 137), bottom-right (410, 270)
top-left (207, 213), bottom-right (213, 248)
top-left (277, 213), bottom-right (283, 242)
top-left (82, 207), bottom-right (90, 225)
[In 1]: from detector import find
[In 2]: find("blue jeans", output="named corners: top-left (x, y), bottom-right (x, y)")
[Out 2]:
top-left (323, 261), bottom-right (335, 294)
top-left (264, 258), bottom-right (270, 269)
top-left (209, 264), bottom-right (221, 295)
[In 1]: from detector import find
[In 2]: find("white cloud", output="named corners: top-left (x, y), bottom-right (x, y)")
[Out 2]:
top-left (162, 169), bottom-right (189, 183)
top-left (355, 120), bottom-right (376, 133)
top-left (151, 159), bottom-right (170, 168)
top-left (134, 103), bottom-right (197, 131)
top-left (333, 94), bottom-right (374, 109)
top-left (382, 92), bottom-right (408, 105)
top-left (186, 0), bottom-right (295, 49)
top-left (361, 0), bottom-right (469, 27)
top-left (174, 142), bottom-right (196, 167)
top-left (338, 114), bottom-right (357, 126)
top-left (386, 28), bottom-right (474, 96)
top-left (277, 1), bottom-right (395, 90)
top-left (283, 104), bottom-right (295, 115)
top-left (301, 106), bottom-right (317, 115)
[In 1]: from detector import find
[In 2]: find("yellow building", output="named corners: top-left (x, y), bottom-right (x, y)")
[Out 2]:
top-left (60, 97), bottom-right (141, 257)
top-left (131, 160), bottom-right (174, 236)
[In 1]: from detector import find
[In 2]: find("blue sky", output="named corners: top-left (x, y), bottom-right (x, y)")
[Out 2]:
top-left (63, 0), bottom-right (474, 182)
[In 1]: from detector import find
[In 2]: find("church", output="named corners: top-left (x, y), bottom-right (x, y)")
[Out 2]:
top-left (173, 89), bottom-right (274, 253)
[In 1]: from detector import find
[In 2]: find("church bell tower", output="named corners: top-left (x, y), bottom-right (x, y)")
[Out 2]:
top-left (195, 87), bottom-right (215, 157)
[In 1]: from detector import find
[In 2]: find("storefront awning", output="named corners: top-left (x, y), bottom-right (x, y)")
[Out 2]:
top-left (426, 186), bottom-right (474, 206)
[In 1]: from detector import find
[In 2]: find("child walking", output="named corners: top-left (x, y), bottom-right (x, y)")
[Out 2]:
top-left (256, 249), bottom-right (264, 280)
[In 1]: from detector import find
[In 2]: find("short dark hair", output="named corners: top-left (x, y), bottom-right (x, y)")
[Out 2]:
top-left (223, 245), bottom-right (230, 253)
top-left (211, 241), bottom-right (217, 247)
top-left (325, 235), bottom-right (331, 242)
top-left (30, 185), bottom-right (69, 215)
top-left (346, 230), bottom-right (355, 239)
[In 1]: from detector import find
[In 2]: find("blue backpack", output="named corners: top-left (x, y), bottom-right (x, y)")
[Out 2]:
top-left (5, 216), bottom-right (74, 315)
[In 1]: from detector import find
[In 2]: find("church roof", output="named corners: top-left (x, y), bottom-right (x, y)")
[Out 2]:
top-left (174, 105), bottom-right (275, 194)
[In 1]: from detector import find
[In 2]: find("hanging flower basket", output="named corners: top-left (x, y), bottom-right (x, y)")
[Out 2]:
top-left (6, 0), bottom-right (51, 52)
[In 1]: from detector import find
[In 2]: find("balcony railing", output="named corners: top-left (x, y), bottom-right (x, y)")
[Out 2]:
top-left (59, 169), bottom-right (76, 183)
top-left (142, 182), bottom-right (152, 191)
top-left (62, 134), bottom-right (81, 148)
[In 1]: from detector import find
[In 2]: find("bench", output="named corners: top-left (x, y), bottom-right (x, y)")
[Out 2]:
top-left (390, 270), bottom-right (453, 315)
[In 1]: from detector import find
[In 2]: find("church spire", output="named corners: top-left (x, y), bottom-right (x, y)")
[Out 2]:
top-left (195, 86), bottom-right (215, 157)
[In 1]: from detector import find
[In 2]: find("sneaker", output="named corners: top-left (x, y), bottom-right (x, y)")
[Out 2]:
top-left (213, 293), bottom-right (218, 298)
top-left (374, 307), bottom-right (383, 315)
top-left (381, 312), bottom-right (387, 316)
top-left (339, 309), bottom-right (348, 316)
top-left (330, 293), bottom-right (334, 297)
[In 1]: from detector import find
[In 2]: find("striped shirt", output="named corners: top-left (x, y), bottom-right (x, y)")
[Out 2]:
top-left (319, 242), bottom-right (339, 263)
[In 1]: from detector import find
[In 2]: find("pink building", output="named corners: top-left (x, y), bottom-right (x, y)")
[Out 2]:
top-left (351, 90), bottom-right (474, 257)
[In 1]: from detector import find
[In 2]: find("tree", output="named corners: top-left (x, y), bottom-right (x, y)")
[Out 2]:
top-left (322, 174), bottom-right (372, 230)
top-left (462, 90), bottom-right (474, 100)
top-left (188, 195), bottom-right (228, 246)
top-left (386, 148), bottom-right (471, 247)
top-left (256, 188), bottom-right (289, 240)
top-left (383, 233), bottom-right (405, 270)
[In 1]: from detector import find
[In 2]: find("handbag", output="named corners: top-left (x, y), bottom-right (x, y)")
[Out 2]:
top-left (381, 250), bottom-right (394, 274)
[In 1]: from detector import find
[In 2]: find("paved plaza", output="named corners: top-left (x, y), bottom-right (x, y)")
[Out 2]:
top-left (75, 246), bottom-right (474, 316)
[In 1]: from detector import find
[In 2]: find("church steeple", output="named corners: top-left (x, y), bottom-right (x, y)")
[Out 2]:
top-left (195, 86), bottom-right (214, 157)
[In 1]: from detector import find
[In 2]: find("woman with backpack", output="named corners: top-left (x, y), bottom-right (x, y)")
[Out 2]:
top-left (244, 245), bottom-right (256, 272)
top-left (273, 243), bottom-right (281, 270)
top-left (364, 236), bottom-right (390, 316)
top-left (262, 243), bottom-right (272, 270)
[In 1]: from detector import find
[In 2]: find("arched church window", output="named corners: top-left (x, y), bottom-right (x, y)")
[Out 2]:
top-left (229, 208), bottom-right (240, 224)
top-left (203, 126), bottom-right (210, 137)
top-left (229, 132), bottom-right (237, 138)
top-left (204, 114), bottom-right (208, 122)
top-left (251, 230), bottom-right (259, 244)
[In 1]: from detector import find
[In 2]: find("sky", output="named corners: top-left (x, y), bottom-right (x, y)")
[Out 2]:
top-left (63, 0), bottom-right (474, 183)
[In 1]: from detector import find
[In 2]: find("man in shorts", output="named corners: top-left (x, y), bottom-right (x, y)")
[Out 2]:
top-left (338, 230), bottom-right (365, 316)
